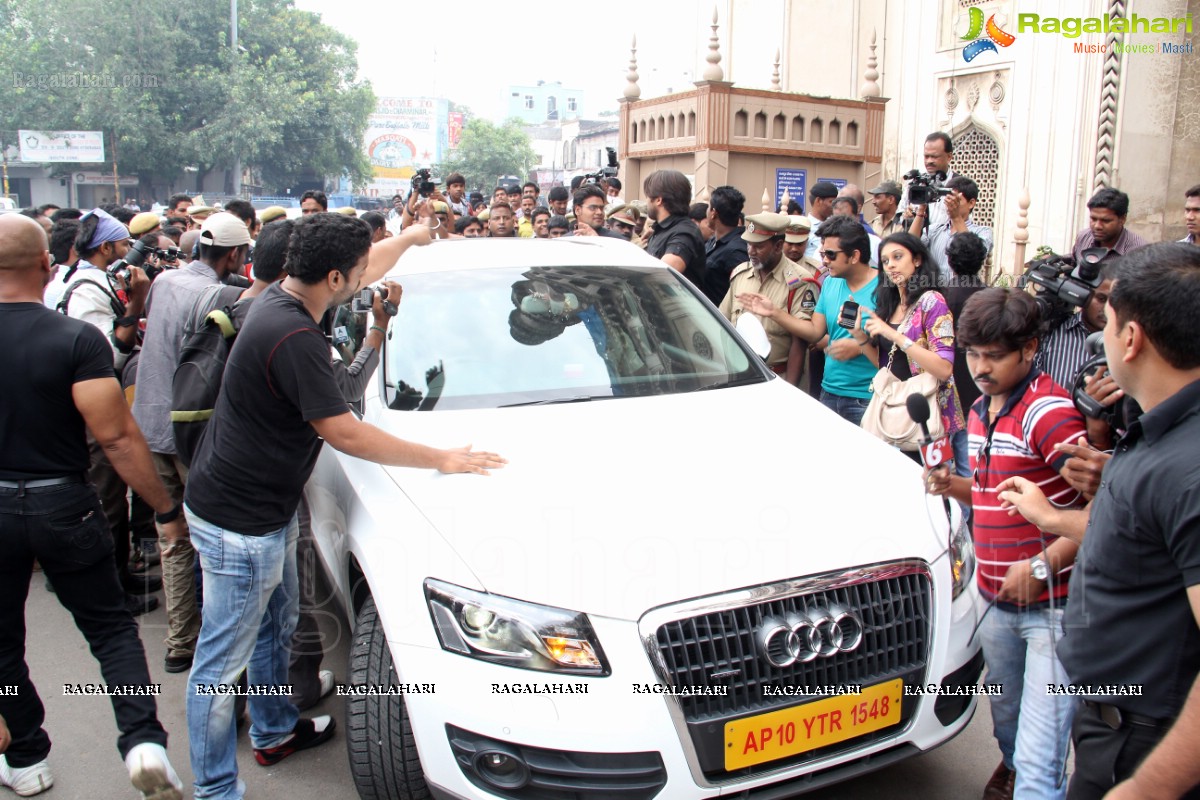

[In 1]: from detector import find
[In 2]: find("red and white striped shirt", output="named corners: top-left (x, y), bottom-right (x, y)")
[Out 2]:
top-left (968, 370), bottom-right (1087, 604)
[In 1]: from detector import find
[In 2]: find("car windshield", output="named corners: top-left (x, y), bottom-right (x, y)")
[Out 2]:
top-left (379, 265), bottom-right (765, 410)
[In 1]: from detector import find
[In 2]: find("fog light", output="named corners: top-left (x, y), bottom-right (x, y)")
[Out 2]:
top-left (472, 749), bottom-right (530, 789)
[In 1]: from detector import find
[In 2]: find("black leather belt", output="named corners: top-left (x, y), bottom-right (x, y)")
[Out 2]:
top-left (0, 475), bottom-right (86, 490)
top-left (1082, 700), bottom-right (1173, 730)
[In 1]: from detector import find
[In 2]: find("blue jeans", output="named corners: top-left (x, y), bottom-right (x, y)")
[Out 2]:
top-left (185, 507), bottom-right (300, 800)
top-left (819, 390), bottom-right (870, 426)
top-left (979, 605), bottom-right (1073, 799)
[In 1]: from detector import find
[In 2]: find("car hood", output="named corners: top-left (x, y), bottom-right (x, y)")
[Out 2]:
top-left (377, 381), bottom-right (951, 621)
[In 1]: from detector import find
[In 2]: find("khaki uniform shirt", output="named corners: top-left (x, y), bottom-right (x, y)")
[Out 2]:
top-left (720, 256), bottom-right (820, 366)
top-left (871, 211), bottom-right (906, 239)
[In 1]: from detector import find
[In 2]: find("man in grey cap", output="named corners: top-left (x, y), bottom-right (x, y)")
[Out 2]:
top-left (720, 212), bottom-right (819, 385)
top-left (869, 180), bottom-right (905, 238)
top-left (131, 212), bottom-right (251, 674)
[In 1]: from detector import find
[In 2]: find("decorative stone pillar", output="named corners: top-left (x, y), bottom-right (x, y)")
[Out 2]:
top-left (1011, 187), bottom-right (1030, 278)
top-left (860, 29), bottom-right (881, 99)
top-left (702, 7), bottom-right (725, 82)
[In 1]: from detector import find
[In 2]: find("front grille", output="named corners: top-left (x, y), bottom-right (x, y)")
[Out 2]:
top-left (647, 563), bottom-right (932, 777)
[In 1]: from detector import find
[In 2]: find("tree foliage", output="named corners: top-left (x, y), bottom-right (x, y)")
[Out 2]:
top-left (0, 0), bottom-right (374, 196)
top-left (437, 118), bottom-right (536, 191)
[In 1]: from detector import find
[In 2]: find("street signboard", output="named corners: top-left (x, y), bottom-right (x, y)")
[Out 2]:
top-left (19, 130), bottom-right (105, 163)
top-left (775, 168), bottom-right (806, 213)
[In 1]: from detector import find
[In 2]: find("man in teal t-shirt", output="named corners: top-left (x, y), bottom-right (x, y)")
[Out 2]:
top-left (737, 216), bottom-right (878, 424)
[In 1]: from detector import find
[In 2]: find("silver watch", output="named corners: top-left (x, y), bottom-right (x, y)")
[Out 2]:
top-left (1030, 555), bottom-right (1050, 581)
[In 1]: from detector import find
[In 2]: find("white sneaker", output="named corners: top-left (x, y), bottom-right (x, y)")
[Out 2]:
top-left (0, 756), bottom-right (53, 797)
top-left (125, 743), bottom-right (183, 800)
top-left (318, 669), bottom-right (335, 699)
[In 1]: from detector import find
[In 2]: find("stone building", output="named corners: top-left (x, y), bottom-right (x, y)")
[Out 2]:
top-left (620, 0), bottom-right (1198, 273)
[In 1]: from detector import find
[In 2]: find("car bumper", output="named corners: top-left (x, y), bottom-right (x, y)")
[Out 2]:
top-left (386, 577), bottom-right (981, 800)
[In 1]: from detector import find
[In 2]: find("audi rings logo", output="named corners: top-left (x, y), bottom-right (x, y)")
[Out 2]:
top-left (756, 606), bottom-right (865, 668)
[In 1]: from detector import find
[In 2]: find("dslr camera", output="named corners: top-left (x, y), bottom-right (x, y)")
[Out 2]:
top-left (411, 168), bottom-right (440, 197)
top-left (903, 169), bottom-right (951, 206)
top-left (582, 147), bottom-right (619, 186)
top-left (1019, 246), bottom-right (1109, 330)
top-left (107, 237), bottom-right (158, 284)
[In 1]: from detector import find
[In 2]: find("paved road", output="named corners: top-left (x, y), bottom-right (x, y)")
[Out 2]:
top-left (23, 571), bottom-right (1003, 800)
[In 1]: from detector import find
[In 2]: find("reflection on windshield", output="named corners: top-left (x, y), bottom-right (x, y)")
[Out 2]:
top-left (382, 265), bottom-right (762, 410)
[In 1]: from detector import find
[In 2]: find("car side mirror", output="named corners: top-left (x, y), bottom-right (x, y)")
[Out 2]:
top-left (736, 313), bottom-right (771, 359)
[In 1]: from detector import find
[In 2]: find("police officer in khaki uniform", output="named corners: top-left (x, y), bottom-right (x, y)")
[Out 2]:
top-left (782, 216), bottom-right (828, 396)
top-left (719, 212), bottom-right (820, 385)
top-left (783, 216), bottom-right (825, 280)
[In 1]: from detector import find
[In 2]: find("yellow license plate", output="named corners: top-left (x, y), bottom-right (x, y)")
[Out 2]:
top-left (724, 679), bottom-right (903, 770)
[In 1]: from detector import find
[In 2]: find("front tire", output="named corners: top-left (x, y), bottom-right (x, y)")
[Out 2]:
top-left (346, 595), bottom-right (431, 800)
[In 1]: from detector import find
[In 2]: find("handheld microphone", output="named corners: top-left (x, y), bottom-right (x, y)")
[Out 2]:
top-left (906, 394), bottom-right (953, 521)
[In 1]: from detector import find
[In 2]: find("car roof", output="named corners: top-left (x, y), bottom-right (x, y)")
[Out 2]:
top-left (390, 236), bottom-right (668, 277)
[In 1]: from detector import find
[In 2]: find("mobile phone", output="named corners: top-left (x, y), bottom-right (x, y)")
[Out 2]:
top-left (837, 300), bottom-right (860, 330)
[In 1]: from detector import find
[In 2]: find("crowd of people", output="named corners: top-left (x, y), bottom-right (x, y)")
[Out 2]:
top-left (1, 135), bottom-right (1199, 800)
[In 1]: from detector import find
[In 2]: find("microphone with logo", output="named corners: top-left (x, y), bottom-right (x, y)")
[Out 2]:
top-left (906, 394), bottom-right (953, 522)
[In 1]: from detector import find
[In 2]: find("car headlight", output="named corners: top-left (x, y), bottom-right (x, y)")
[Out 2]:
top-left (949, 516), bottom-right (976, 600)
top-left (424, 579), bottom-right (610, 675)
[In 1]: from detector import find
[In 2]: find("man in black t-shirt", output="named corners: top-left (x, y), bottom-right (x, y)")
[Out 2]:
top-left (182, 213), bottom-right (505, 799)
top-left (0, 214), bottom-right (186, 800)
top-left (643, 169), bottom-right (706, 289)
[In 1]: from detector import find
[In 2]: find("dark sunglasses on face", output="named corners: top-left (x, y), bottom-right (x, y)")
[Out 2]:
top-left (821, 249), bottom-right (845, 261)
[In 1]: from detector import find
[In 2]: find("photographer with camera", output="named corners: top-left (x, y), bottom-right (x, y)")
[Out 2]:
top-left (994, 243), bottom-right (1200, 800)
top-left (1073, 188), bottom-right (1147, 265)
top-left (400, 169), bottom-right (454, 239)
top-left (58, 208), bottom-right (147, 371)
top-left (1036, 260), bottom-right (1116, 393)
top-left (130, 213), bottom-right (251, 674)
top-left (911, 175), bottom-right (994, 281)
top-left (901, 132), bottom-right (957, 228)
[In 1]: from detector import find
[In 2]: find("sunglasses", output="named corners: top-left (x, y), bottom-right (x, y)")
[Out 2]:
top-left (821, 249), bottom-right (846, 261)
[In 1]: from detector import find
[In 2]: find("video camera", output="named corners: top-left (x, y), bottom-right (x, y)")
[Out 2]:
top-left (1072, 331), bottom-right (1142, 431)
top-left (411, 168), bottom-right (440, 198)
top-left (902, 169), bottom-right (950, 206)
top-left (582, 147), bottom-right (619, 186)
top-left (352, 286), bottom-right (398, 317)
top-left (1019, 246), bottom-right (1109, 330)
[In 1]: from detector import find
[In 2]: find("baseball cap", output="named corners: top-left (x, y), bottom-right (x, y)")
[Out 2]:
top-left (198, 212), bottom-right (251, 247)
top-left (868, 180), bottom-right (903, 199)
top-left (741, 212), bottom-right (790, 243)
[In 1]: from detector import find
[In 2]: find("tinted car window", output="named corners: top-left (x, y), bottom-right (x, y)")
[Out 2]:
top-left (381, 265), bottom-right (764, 410)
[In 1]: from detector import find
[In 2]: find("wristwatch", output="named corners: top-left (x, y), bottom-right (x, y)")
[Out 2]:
top-left (1030, 555), bottom-right (1050, 581)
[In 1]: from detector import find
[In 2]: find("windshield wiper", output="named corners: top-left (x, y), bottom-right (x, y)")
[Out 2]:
top-left (691, 375), bottom-right (765, 392)
top-left (500, 394), bottom-right (618, 407)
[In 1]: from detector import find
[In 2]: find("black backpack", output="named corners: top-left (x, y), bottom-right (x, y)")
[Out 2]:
top-left (171, 295), bottom-right (253, 466)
